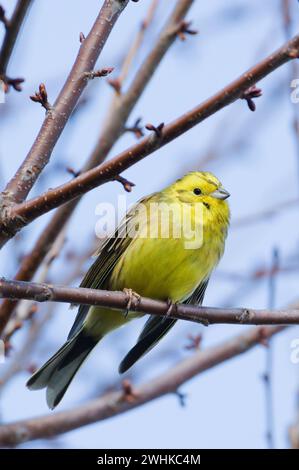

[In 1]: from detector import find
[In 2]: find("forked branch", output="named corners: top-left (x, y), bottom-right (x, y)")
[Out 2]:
top-left (1, 32), bottom-right (298, 245)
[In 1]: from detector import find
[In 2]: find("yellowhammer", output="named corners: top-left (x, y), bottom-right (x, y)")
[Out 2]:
top-left (27, 171), bottom-right (230, 408)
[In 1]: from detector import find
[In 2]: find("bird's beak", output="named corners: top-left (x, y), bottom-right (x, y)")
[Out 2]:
top-left (210, 187), bottom-right (230, 200)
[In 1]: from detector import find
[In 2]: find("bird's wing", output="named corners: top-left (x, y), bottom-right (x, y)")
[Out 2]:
top-left (67, 195), bottom-right (155, 340)
top-left (118, 278), bottom-right (210, 373)
top-left (118, 316), bottom-right (176, 373)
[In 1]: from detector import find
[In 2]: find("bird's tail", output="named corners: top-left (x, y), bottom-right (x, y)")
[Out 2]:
top-left (26, 329), bottom-right (98, 409)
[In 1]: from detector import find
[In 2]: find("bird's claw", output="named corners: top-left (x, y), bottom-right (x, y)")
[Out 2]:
top-left (123, 288), bottom-right (141, 318)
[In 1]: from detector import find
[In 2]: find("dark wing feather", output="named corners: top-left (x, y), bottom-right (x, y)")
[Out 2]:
top-left (67, 196), bottom-right (154, 340)
top-left (183, 278), bottom-right (209, 305)
top-left (118, 316), bottom-right (176, 374)
top-left (118, 278), bottom-right (210, 373)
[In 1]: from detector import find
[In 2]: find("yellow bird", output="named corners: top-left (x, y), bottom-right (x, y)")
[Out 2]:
top-left (27, 171), bottom-right (230, 408)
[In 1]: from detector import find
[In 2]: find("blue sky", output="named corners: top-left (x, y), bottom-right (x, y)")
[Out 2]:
top-left (1, 0), bottom-right (299, 449)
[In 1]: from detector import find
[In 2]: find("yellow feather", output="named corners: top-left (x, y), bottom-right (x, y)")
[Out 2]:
top-left (27, 171), bottom-right (231, 407)
top-left (85, 172), bottom-right (230, 336)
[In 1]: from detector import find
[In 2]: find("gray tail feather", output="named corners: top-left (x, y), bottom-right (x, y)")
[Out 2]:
top-left (26, 330), bottom-right (98, 409)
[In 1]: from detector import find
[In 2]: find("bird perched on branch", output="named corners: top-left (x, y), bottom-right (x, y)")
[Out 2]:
top-left (27, 171), bottom-right (230, 408)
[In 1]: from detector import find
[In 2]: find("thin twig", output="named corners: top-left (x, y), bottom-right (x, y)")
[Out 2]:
top-left (113, 175), bottom-right (135, 192)
top-left (83, 67), bottom-right (114, 80)
top-left (0, 200), bottom-right (77, 334)
top-left (0, 279), bottom-right (299, 330)
top-left (0, 303), bottom-right (55, 390)
top-left (240, 85), bottom-right (262, 111)
top-left (2, 0), bottom-right (130, 204)
top-left (124, 117), bottom-right (144, 138)
top-left (176, 20), bottom-right (198, 41)
top-left (0, 6), bottom-right (9, 29)
top-left (0, 0), bottom-right (33, 87)
top-left (3, 229), bottom-right (66, 341)
top-left (117, 0), bottom-right (159, 87)
top-left (30, 83), bottom-right (52, 111)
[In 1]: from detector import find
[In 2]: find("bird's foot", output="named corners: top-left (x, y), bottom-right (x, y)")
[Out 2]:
top-left (123, 288), bottom-right (141, 318)
top-left (165, 298), bottom-right (178, 319)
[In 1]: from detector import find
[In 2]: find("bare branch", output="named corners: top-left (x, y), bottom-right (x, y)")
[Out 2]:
top-left (0, 200), bottom-right (78, 334)
top-left (3, 229), bottom-right (66, 341)
top-left (241, 85), bottom-right (262, 112)
top-left (2, 75), bottom-right (24, 92)
top-left (83, 67), bottom-right (114, 80)
top-left (2, 0), bottom-right (130, 204)
top-left (0, 0), bottom-right (193, 331)
top-left (0, 6), bottom-right (10, 30)
top-left (116, 0), bottom-right (159, 87)
top-left (113, 174), bottom-right (135, 192)
top-left (1, 32), bottom-right (299, 245)
top-left (0, 279), bottom-right (299, 330)
top-left (124, 117), bottom-right (144, 139)
top-left (89, 0), bottom-right (196, 165)
top-left (0, 323), bottom-right (286, 446)
top-left (176, 20), bottom-right (198, 41)
top-left (145, 122), bottom-right (165, 138)
top-left (0, 0), bottom-right (33, 88)
top-left (30, 83), bottom-right (52, 112)
top-left (0, 304), bottom-right (55, 389)
top-left (79, 32), bottom-right (85, 44)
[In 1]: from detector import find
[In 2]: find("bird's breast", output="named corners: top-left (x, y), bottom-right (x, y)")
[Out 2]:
top-left (109, 203), bottom-right (228, 302)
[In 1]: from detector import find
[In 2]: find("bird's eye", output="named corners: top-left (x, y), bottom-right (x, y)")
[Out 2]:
top-left (193, 188), bottom-right (202, 195)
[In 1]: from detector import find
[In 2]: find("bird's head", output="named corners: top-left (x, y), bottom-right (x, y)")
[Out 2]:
top-left (170, 171), bottom-right (230, 207)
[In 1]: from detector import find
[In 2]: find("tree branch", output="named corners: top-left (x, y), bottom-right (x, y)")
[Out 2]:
top-left (0, 0), bottom-right (197, 330)
top-left (2, 0), bottom-right (130, 204)
top-left (90, 0), bottom-right (195, 165)
top-left (3, 228), bottom-right (66, 341)
top-left (116, 0), bottom-right (159, 87)
top-left (0, 0), bottom-right (33, 84)
top-left (0, 200), bottom-right (78, 334)
top-left (0, 323), bottom-right (286, 446)
top-left (0, 279), bottom-right (299, 331)
top-left (1, 32), bottom-right (298, 244)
